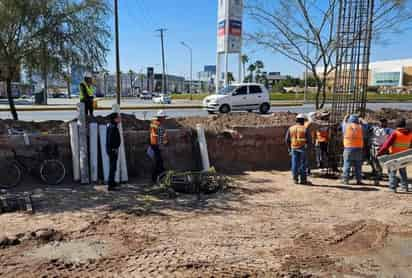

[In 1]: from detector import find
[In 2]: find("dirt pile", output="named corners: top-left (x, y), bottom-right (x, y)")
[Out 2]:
top-left (0, 109), bottom-right (410, 135)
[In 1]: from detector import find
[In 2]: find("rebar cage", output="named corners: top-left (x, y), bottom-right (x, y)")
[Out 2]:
top-left (328, 0), bottom-right (374, 171)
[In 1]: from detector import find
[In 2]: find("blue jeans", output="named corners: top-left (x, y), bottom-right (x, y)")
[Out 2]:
top-left (343, 150), bottom-right (363, 182)
top-left (291, 149), bottom-right (307, 182)
top-left (389, 168), bottom-right (408, 189)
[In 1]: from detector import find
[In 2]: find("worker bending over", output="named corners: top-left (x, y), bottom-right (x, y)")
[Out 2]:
top-left (150, 110), bottom-right (168, 183)
top-left (79, 72), bottom-right (96, 117)
top-left (378, 118), bottom-right (412, 193)
top-left (368, 118), bottom-right (393, 185)
top-left (286, 114), bottom-right (312, 185)
top-left (342, 114), bottom-right (365, 185)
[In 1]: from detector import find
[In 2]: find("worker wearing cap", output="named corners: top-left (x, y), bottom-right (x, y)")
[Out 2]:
top-left (378, 118), bottom-right (412, 193)
top-left (342, 114), bottom-right (366, 185)
top-left (150, 110), bottom-right (168, 182)
top-left (285, 114), bottom-right (312, 185)
top-left (368, 118), bottom-right (393, 185)
top-left (80, 72), bottom-right (96, 117)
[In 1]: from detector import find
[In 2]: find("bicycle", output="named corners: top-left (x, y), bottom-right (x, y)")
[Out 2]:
top-left (0, 144), bottom-right (66, 189)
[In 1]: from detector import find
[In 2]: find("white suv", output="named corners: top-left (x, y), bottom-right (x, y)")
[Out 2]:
top-left (203, 83), bottom-right (271, 114)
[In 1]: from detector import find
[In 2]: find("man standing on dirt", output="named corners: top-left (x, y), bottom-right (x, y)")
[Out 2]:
top-left (106, 113), bottom-right (121, 191)
top-left (368, 118), bottom-right (393, 185)
top-left (342, 114), bottom-right (365, 185)
top-left (285, 114), bottom-right (312, 185)
top-left (79, 72), bottom-right (95, 117)
top-left (378, 118), bottom-right (412, 193)
top-left (150, 110), bottom-right (168, 183)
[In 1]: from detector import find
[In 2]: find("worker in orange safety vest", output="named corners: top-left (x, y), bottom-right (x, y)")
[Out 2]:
top-left (285, 114), bottom-right (312, 185)
top-left (149, 110), bottom-right (168, 182)
top-left (378, 118), bottom-right (412, 193)
top-left (342, 114), bottom-right (366, 185)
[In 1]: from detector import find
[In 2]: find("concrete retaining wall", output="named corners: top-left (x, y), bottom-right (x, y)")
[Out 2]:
top-left (0, 125), bottom-right (291, 179)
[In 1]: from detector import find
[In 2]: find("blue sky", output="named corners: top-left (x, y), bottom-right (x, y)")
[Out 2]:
top-left (106, 0), bottom-right (412, 78)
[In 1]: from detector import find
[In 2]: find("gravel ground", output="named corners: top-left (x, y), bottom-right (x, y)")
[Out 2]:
top-left (1, 170), bottom-right (412, 277)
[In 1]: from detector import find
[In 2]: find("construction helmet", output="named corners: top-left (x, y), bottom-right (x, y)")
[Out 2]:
top-left (296, 113), bottom-right (306, 120)
top-left (84, 72), bottom-right (93, 79)
top-left (157, 110), bottom-right (166, 118)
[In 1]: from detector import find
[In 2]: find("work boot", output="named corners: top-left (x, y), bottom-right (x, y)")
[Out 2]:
top-left (389, 187), bottom-right (396, 193)
top-left (293, 178), bottom-right (299, 185)
top-left (397, 187), bottom-right (408, 193)
top-left (300, 180), bottom-right (312, 186)
top-left (356, 181), bottom-right (365, 186)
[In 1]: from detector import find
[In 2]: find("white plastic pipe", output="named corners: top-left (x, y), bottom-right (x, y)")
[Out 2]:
top-left (78, 103), bottom-right (90, 184)
top-left (99, 124), bottom-right (110, 183)
top-left (196, 124), bottom-right (210, 171)
top-left (89, 122), bottom-right (99, 183)
top-left (69, 121), bottom-right (80, 182)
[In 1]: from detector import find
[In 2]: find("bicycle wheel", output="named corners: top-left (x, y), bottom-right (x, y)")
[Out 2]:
top-left (39, 160), bottom-right (66, 185)
top-left (0, 160), bottom-right (22, 189)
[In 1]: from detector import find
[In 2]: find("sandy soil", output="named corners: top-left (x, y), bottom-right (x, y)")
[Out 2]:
top-left (1, 171), bottom-right (412, 277)
top-left (1, 108), bottom-right (408, 135)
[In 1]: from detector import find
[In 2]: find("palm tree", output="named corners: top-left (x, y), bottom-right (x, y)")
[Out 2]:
top-left (241, 54), bottom-right (249, 82)
top-left (227, 72), bottom-right (235, 84)
top-left (247, 64), bottom-right (256, 83)
top-left (254, 60), bottom-right (265, 82)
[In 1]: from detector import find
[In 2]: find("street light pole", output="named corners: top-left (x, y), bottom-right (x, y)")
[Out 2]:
top-left (114, 0), bottom-right (121, 105)
top-left (181, 41), bottom-right (193, 100)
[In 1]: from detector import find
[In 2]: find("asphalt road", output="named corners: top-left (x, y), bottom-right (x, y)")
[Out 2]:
top-left (1, 103), bottom-right (412, 121)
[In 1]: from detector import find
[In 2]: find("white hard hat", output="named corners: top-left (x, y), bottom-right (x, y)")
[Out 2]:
top-left (157, 110), bottom-right (166, 118)
top-left (84, 72), bottom-right (93, 79)
top-left (296, 113), bottom-right (306, 120)
top-left (307, 112), bottom-right (316, 122)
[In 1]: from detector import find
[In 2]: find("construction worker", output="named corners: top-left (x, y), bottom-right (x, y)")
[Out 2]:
top-left (378, 118), bottom-right (412, 193)
top-left (368, 118), bottom-right (393, 184)
top-left (315, 124), bottom-right (330, 169)
top-left (150, 110), bottom-right (168, 182)
top-left (80, 72), bottom-right (95, 117)
top-left (342, 114), bottom-right (365, 185)
top-left (285, 114), bottom-right (312, 185)
top-left (106, 113), bottom-right (121, 191)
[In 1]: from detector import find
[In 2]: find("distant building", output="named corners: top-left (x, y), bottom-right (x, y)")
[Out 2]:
top-left (266, 72), bottom-right (287, 87)
top-left (154, 74), bottom-right (185, 93)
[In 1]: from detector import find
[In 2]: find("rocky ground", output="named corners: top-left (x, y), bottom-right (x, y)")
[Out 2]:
top-left (1, 170), bottom-right (412, 277)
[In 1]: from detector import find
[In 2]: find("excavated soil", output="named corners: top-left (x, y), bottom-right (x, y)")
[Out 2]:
top-left (1, 108), bottom-right (409, 135)
top-left (1, 171), bottom-right (412, 277)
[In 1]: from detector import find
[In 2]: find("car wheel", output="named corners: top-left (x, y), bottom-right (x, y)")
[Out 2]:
top-left (259, 103), bottom-right (270, 114)
top-left (219, 104), bottom-right (231, 114)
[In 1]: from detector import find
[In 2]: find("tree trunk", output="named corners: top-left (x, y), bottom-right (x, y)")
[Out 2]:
top-left (315, 84), bottom-right (321, 110)
top-left (6, 77), bottom-right (18, 120)
top-left (67, 79), bottom-right (72, 99)
top-left (43, 71), bottom-right (48, 105)
top-left (319, 81), bottom-right (327, 109)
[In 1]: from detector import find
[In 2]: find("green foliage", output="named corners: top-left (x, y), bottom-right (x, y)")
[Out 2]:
top-left (0, 0), bottom-right (111, 119)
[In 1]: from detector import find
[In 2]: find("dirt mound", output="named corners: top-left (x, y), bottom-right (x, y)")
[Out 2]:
top-left (365, 108), bottom-right (412, 121)
top-left (0, 119), bottom-right (67, 135)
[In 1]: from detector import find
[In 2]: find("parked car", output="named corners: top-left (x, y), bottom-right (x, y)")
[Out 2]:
top-left (139, 91), bottom-right (152, 100)
top-left (153, 94), bottom-right (172, 104)
top-left (203, 83), bottom-right (271, 114)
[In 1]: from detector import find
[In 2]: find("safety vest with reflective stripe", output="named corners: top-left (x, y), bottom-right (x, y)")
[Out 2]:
top-left (343, 123), bottom-right (364, 148)
top-left (390, 129), bottom-right (412, 154)
top-left (79, 82), bottom-right (95, 101)
top-left (150, 120), bottom-right (167, 145)
top-left (290, 125), bottom-right (307, 149)
top-left (316, 127), bottom-right (329, 143)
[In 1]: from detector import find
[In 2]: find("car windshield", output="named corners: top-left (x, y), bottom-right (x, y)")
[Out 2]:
top-left (217, 85), bottom-right (238, 95)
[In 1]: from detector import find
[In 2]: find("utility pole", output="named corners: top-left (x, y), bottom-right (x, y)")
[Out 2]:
top-left (156, 28), bottom-right (167, 94)
top-left (181, 41), bottom-right (193, 100)
top-left (114, 0), bottom-right (121, 105)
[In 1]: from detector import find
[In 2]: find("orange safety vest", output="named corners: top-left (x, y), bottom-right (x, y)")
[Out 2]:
top-left (343, 123), bottom-right (364, 148)
top-left (389, 130), bottom-right (412, 154)
top-left (290, 125), bottom-right (307, 149)
top-left (316, 127), bottom-right (329, 143)
top-left (150, 120), bottom-right (167, 145)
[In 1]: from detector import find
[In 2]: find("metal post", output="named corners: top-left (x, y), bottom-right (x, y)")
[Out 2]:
top-left (156, 28), bottom-right (167, 94)
top-left (114, 0), bottom-right (121, 105)
top-left (181, 42), bottom-right (193, 99)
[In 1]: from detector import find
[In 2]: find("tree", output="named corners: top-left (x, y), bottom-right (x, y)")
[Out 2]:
top-left (247, 63), bottom-right (256, 82)
top-left (241, 54), bottom-right (249, 82)
top-left (0, 0), bottom-right (111, 120)
top-left (227, 72), bottom-right (235, 84)
top-left (246, 0), bottom-right (412, 109)
top-left (128, 69), bottom-right (136, 96)
top-left (254, 60), bottom-right (265, 83)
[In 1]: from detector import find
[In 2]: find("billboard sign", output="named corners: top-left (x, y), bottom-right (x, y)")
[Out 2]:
top-left (217, 0), bottom-right (243, 53)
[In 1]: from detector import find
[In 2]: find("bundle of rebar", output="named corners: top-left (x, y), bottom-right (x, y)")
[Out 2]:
top-left (328, 0), bottom-right (374, 171)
